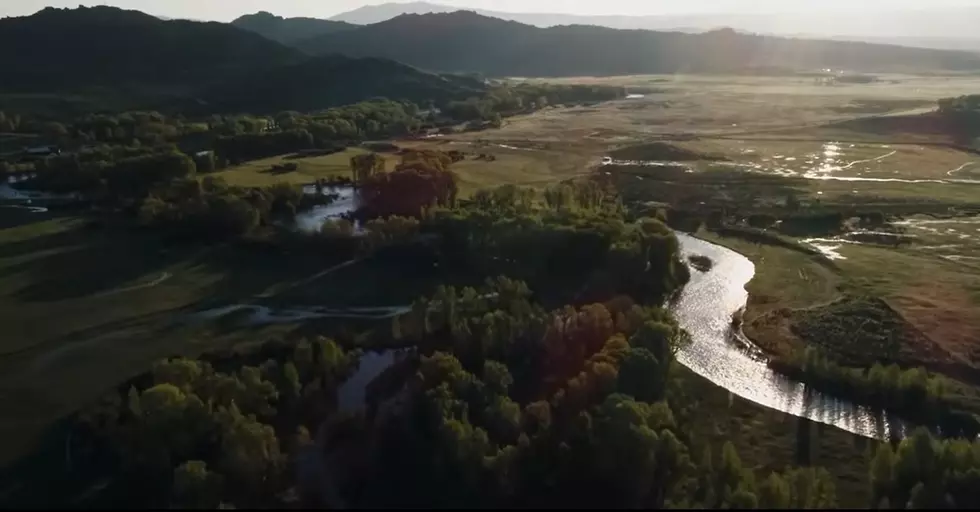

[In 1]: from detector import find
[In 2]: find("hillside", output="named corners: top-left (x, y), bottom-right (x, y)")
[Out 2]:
top-left (0, 6), bottom-right (304, 92)
top-left (300, 11), bottom-right (980, 76)
top-left (231, 11), bottom-right (357, 44)
top-left (0, 6), bottom-right (488, 115)
top-left (331, 2), bottom-right (980, 52)
top-left (203, 54), bottom-right (488, 113)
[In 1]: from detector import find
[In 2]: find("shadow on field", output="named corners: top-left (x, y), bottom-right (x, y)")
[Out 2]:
top-left (0, 222), bottom-right (191, 302)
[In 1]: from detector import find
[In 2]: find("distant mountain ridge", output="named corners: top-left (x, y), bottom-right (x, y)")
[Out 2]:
top-left (0, 6), bottom-right (488, 114)
top-left (0, 6), bottom-right (304, 92)
top-left (297, 11), bottom-right (980, 77)
top-left (231, 11), bottom-right (357, 45)
top-left (328, 1), bottom-right (980, 52)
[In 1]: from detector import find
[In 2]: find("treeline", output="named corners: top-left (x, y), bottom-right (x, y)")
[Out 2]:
top-left (443, 83), bottom-right (626, 123)
top-left (138, 178), bottom-right (331, 239)
top-left (71, 337), bottom-right (361, 508)
top-left (769, 347), bottom-right (979, 437)
top-left (217, 98), bottom-right (425, 163)
top-left (426, 186), bottom-right (689, 304)
top-left (870, 428), bottom-right (980, 508)
top-left (29, 147), bottom-right (196, 201)
top-left (937, 94), bottom-right (980, 136)
top-left (313, 161), bottom-right (690, 305)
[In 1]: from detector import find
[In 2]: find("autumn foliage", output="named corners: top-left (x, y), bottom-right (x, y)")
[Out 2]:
top-left (359, 149), bottom-right (459, 219)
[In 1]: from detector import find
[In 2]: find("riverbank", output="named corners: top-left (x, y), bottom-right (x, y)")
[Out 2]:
top-left (673, 233), bottom-right (907, 440)
top-left (691, 228), bottom-right (980, 437)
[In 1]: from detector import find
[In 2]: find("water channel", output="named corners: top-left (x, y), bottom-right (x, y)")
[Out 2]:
top-left (673, 233), bottom-right (907, 440)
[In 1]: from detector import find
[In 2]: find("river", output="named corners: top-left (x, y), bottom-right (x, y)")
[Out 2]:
top-left (295, 185), bottom-right (358, 234)
top-left (196, 182), bottom-right (910, 438)
top-left (673, 233), bottom-right (907, 440)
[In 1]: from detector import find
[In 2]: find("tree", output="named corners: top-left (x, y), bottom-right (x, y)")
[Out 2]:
top-left (216, 404), bottom-right (284, 492)
top-left (617, 347), bottom-right (666, 402)
top-left (172, 460), bottom-right (223, 509)
top-left (350, 152), bottom-right (386, 184)
top-left (870, 443), bottom-right (896, 505)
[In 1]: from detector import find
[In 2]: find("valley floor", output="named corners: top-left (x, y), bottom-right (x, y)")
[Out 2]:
top-left (5, 71), bottom-right (980, 506)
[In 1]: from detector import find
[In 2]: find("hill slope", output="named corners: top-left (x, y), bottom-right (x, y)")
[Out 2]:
top-left (0, 6), bottom-right (304, 92)
top-left (231, 11), bottom-right (357, 44)
top-left (300, 11), bottom-right (980, 76)
top-left (203, 54), bottom-right (487, 113)
top-left (0, 7), bottom-right (489, 115)
top-left (330, 2), bottom-right (980, 51)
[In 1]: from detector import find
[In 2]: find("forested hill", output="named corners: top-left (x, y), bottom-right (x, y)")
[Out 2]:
top-left (297, 11), bottom-right (980, 76)
top-left (231, 11), bottom-right (357, 45)
top-left (0, 7), bottom-right (489, 115)
top-left (0, 6), bottom-right (304, 92)
top-left (202, 54), bottom-right (488, 113)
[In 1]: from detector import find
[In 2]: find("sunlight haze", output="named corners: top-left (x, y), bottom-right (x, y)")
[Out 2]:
top-left (1, 0), bottom-right (977, 21)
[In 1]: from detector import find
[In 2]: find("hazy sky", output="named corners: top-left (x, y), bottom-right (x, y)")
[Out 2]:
top-left (1, 0), bottom-right (977, 21)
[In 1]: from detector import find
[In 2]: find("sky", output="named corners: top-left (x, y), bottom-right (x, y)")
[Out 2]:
top-left (2, 0), bottom-right (978, 22)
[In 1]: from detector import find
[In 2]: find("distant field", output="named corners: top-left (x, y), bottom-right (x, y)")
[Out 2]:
top-left (402, 139), bottom-right (596, 196)
top-left (484, 74), bottom-right (980, 147)
top-left (207, 147), bottom-right (389, 187)
top-left (211, 141), bottom-right (595, 197)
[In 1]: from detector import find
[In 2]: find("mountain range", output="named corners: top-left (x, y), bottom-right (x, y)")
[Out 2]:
top-left (3, 5), bottom-right (980, 116)
top-left (327, 1), bottom-right (980, 52)
top-left (230, 11), bottom-right (357, 45)
top-left (0, 6), bottom-right (486, 114)
top-left (295, 11), bottom-right (980, 76)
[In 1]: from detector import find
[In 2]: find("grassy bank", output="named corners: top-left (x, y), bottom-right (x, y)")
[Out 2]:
top-left (696, 230), bottom-right (842, 358)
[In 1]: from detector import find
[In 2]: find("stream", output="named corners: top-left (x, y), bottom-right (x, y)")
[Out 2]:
top-left (189, 182), bottom-right (913, 438)
top-left (673, 233), bottom-right (907, 440)
top-left (295, 185), bottom-right (359, 234)
top-left (189, 232), bottom-right (910, 439)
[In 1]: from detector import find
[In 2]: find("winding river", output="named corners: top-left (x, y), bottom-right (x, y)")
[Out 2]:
top-left (673, 233), bottom-right (908, 440)
top-left (186, 182), bottom-right (911, 438)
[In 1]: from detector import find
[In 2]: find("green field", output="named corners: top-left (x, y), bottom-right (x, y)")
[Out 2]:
top-left (206, 141), bottom-right (595, 197)
top-left (207, 147), bottom-right (389, 187)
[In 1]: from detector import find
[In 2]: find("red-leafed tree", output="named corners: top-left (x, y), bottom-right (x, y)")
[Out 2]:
top-left (541, 304), bottom-right (616, 396)
top-left (360, 150), bottom-right (459, 219)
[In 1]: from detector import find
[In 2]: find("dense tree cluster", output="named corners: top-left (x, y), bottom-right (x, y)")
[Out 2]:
top-left (73, 338), bottom-right (360, 508)
top-left (138, 178), bottom-right (330, 239)
top-left (870, 428), bottom-right (980, 509)
top-left (29, 148), bottom-right (196, 202)
top-left (444, 83), bottom-right (626, 123)
top-left (424, 183), bottom-right (689, 304)
top-left (359, 149), bottom-right (459, 218)
top-left (937, 94), bottom-right (980, 136)
top-left (215, 129), bottom-right (315, 164)
top-left (346, 279), bottom-right (835, 508)
top-left (770, 347), bottom-right (978, 437)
